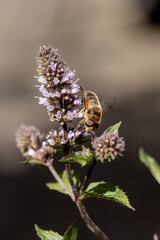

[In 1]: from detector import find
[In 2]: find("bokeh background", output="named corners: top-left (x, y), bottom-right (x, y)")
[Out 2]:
top-left (0, 0), bottom-right (160, 239)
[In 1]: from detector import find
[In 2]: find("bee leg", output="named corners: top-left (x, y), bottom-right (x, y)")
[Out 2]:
top-left (77, 108), bottom-right (84, 116)
top-left (76, 119), bottom-right (85, 130)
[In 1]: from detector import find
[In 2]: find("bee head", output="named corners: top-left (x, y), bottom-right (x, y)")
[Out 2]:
top-left (85, 120), bottom-right (99, 132)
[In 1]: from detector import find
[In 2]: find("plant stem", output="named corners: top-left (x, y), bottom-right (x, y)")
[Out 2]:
top-left (47, 162), bottom-right (75, 201)
top-left (76, 201), bottom-right (110, 240)
top-left (65, 162), bottom-right (79, 200)
top-left (66, 162), bottom-right (110, 240)
top-left (79, 158), bottom-right (97, 195)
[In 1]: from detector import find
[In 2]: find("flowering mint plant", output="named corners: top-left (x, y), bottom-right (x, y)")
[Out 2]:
top-left (15, 45), bottom-right (134, 240)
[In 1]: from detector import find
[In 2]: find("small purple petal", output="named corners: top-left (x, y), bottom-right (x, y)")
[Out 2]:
top-left (55, 92), bottom-right (61, 98)
top-left (73, 99), bottom-right (81, 105)
top-left (61, 89), bottom-right (67, 94)
top-left (38, 76), bottom-right (47, 84)
top-left (38, 97), bottom-right (48, 106)
top-left (61, 76), bottom-right (69, 83)
top-left (53, 130), bottom-right (57, 137)
top-left (53, 77), bottom-right (59, 85)
top-left (61, 139), bottom-right (66, 144)
top-left (78, 112), bottom-right (84, 118)
top-left (47, 105), bottom-right (55, 111)
top-left (68, 131), bottom-right (75, 139)
top-left (67, 112), bottom-right (74, 121)
top-left (48, 139), bottom-right (55, 146)
top-left (27, 148), bottom-right (36, 157)
top-left (75, 130), bottom-right (82, 137)
top-left (67, 71), bottom-right (75, 79)
top-left (39, 85), bottom-right (50, 98)
top-left (49, 92), bottom-right (55, 98)
top-left (56, 111), bottom-right (62, 119)
top-left (50, 62), bottom-right (57, 71)
top-left (71, 88), bottom-right (79, 94)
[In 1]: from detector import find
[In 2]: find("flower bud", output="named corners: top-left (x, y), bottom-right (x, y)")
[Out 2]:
top-left (91, 133), bottom-right (125, 162)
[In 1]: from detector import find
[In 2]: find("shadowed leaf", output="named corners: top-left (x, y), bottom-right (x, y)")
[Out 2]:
top-left (80, 181), bottom-right (134, 210)
top-left (139, 148), bottom-right (160, 184)
top-left (63, 222), bottom-right (77, 240)
top-left (46, 170), bottom-right (80, 195)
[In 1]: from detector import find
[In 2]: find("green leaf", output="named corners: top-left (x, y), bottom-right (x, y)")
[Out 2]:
top-left (46, 170), bottom-right (80, 195)
top-left (46, 182), bottom-right (67, 195)
top-left (139, 148), bottom-right (160, 184)
top-left (63, 222), bottom-right (77, 240)
top-left (59, 146), bottom-right (94, 167)
top-left (20, 158), bottom-right (45, 166)
top-left (104, 122), bottom-right (121, 135)
top-left (35, 224), bottom-right (63, 240)
top-left (80, 181), bottom-right (135, 210)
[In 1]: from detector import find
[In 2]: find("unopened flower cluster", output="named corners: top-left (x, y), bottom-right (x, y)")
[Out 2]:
top-left (46, 127), bottom-right (89, 149)
top-left (92, 133), bottom-right (125, 162)
top-left (15, 125), bottom-right (55, 165)
top-left (36, 45), bottom-right (82, 123)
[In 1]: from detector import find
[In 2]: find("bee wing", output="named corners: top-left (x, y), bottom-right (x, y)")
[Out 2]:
top-left (101, 93), bottom-right (117, 115)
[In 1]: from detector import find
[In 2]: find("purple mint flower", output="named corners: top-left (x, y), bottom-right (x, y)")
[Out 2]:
top-left (36, 45), bottom-right (82, 123)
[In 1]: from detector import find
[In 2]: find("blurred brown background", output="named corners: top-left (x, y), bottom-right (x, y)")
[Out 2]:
top-left (0, 0), bottom-right (160, 239)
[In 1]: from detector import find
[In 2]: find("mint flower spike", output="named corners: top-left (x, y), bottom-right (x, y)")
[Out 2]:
top-left (15, 125), bottom-right (56, 165)
top-left (46, 127), bottom-right (89, 149)
top-left (36, 45), bottom-right (82, 123)
top-left (92, 132), bottom-right (125, 162)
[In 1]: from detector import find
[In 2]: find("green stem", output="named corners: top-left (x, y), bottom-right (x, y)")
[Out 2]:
top-left (47, 162), bottom-right (75, 201)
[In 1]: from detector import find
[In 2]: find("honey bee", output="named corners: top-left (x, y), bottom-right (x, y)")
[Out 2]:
top-left (77, 90), bottom-right (116, 132)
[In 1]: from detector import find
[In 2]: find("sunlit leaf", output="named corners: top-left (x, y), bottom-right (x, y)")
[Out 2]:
top-left (104, 122), bottom-right (121, 135)
top-left (35, 224), bottom-right (63, 240)
top-left (80, 181), bottom-right (135, 210)
top-left (46, 170), bottom-right (80, 195)
top-left (59, 146), bottom-right (93, 167)
top-left (139, 148), bottom-right (160, 184)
